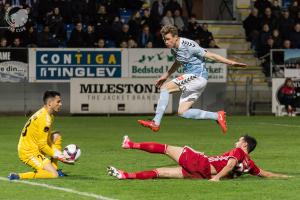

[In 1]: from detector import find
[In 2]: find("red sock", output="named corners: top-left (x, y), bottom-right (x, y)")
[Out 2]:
top-left (130, 142), bottom-right (167, 154)
top-left (124, 170), bottom-right (158, 179)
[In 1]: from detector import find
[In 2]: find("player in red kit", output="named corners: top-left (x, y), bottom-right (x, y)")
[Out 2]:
top-left (107, 135), bottom-right (290, 181)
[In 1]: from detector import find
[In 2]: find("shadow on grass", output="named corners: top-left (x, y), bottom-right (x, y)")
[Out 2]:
top-left (63, 174), bottom-right (101, 181)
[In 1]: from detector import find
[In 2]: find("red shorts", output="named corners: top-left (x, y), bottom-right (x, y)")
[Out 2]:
top-left (178, 146), bottom-right (211, 179)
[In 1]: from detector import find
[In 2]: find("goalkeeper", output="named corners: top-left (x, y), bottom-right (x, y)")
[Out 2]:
top-left (8, 91), bottom-right (73, 180)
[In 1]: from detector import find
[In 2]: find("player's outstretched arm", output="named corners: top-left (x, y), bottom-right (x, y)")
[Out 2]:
top-left (204, 51), bottom-right (247, 68)
top-left (209, 158), bottom-right (237, 182)
top-left (156, 61), bottom-right (181, 88)
top-left (39, 137), bottom-right (73, 164)
top-left (258, 169), bottom-right (291, 178)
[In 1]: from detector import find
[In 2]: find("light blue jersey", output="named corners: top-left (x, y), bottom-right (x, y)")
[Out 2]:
top-left (171, 37), bottom-right (208, 79)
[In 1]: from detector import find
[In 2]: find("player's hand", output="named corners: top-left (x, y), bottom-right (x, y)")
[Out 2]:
top-left (155, 75), bottom-right (168, 88)
top-left (230, 61), bottom-right (247, 68)
top-left (208, 177), bottom-right (220, 182)
top-left (53, 150), bottom-right (75, 165)
top-left (58, 155), bottom-right (75, 165)
top-left (280, 174), bottom-right (293, 178)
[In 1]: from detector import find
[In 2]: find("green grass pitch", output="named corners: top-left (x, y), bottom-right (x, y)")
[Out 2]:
top-left (0, 116), bottom-right (300, 200)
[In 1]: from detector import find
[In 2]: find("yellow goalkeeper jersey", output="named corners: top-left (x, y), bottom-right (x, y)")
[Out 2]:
top-left (18, 107), bottom-right (55, 157)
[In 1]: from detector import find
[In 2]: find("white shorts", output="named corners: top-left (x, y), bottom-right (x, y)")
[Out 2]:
top-left (172, 74), bottom-right (207, 104)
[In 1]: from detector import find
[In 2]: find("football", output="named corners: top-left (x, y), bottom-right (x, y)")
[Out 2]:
top-left (63, 144), bottom-right (81, 161)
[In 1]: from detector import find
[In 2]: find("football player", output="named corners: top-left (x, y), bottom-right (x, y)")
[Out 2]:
top-left (8, 91), bottom-right (73, 180)
top-left (138, 25), bottom-right (247, 133)
top-left (108, 135), bottom-right (290, 181)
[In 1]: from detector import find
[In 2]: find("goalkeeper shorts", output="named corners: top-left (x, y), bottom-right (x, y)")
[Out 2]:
top-left (19, 152), bottom-right (51, 170)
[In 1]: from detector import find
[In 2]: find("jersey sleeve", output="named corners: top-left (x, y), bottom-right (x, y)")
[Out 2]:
top-left (36, 115), bottom-right (54, 157)
top-left (228, 148), bottom-right (245, 163)
top-left (249, 160), bottom-right (261, 176)
top-left (189, 41), bottom-right (207, 58)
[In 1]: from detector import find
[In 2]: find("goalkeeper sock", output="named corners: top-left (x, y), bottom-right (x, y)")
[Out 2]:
top-left (181, 109), bottom-right (218, 120)
top-left (52, 134), bottom-right (62, 151)
top-left (19, 170), bottom-right (57, 179)
top-left (153, 89), bottom-right (169, 125)
top-left (124, 170), bottom-right (158, 179)
top-left (127, 141), bottom-right (167, 154)
top-left (51, 134), bottom-right (62, 169)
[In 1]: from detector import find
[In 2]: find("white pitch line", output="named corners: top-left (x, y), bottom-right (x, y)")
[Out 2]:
top-left (0, 177), bottom-right (117, 200)
top-left (259, 122), bottom-right (300, 128)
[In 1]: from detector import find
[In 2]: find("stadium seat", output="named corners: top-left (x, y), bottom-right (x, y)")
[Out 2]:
top-left (105, 40), bottom-right (116, 48)
top-left (65, 24), bottom-right (74, 40)
top-left (58, 41), bottom-right (67, 48)
top-left (282, 0), bottom-right (293, 8)
top-left (37, 24), bottom-right (43, 33)
top-left (119, 8), bottom-right (132, 24)
top-left (82, 24), bottom-right (87, 32)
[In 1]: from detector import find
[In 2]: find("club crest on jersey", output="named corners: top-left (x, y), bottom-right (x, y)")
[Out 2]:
top-left (44, 126), bottom-right (50, 132)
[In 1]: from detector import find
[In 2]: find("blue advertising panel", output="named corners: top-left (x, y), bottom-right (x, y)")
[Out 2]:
top-left (29, 49), bottom-right (122, 82)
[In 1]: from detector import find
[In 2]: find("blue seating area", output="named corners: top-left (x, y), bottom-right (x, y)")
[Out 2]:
top-left (119, 8), bottom-right (132, 24)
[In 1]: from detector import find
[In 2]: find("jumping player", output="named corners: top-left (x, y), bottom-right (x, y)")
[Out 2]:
top-left (138, 25), bottom-right (247, 133)
top-left (108, 135), bottom-right (289, 181)
top-left (8, 91), bottom-right (73, 180)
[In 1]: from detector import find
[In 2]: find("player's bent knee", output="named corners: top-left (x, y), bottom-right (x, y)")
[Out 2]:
top-left (52, 171), bottom-right (59, 178)
top-left (52, 172), bottom-right (59, 178)
top-left (160, 87), bottom-right (170, 93)
top-left (161, 82), bottom-right (180, 93)
top-left (43, 162), bottom-right (59, 178)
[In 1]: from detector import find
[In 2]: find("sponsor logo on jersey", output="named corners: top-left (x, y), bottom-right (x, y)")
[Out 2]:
top-left (181, 40), bottom-right (196, 47)
top-left (175, 74), bottom-right (197, 86)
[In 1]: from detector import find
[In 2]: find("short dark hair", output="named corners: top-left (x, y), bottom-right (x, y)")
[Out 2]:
top-left (43, 91), bottom-right (61, 104)
top-left (242, 134), bottom-right (257, 153)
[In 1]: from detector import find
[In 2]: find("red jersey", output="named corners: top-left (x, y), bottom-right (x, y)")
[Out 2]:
top-left (281, 86), bottom-right (295, 95)
top-left (208, 148), bottom-right (261, 178)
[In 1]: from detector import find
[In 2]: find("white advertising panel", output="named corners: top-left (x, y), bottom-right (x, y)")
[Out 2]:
top-left (127, 48), bottom-right (227, 82)
top-left (70, 78), bottom-right (173, 114)
top-left (272, 78), bottom-right (285, 113)
top-left (284, 49), bottom-right (300, 78)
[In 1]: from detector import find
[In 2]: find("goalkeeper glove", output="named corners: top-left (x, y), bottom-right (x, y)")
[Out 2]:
top-left (53, 150), bottom-right (74, 164)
